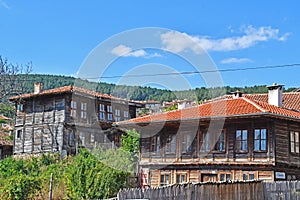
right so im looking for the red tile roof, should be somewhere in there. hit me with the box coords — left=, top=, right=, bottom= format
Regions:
left=245, top=93, right=300, bottom=111
left=117, top=95, right=300, bottom=124
left=9, top=85, right=130, bottom=102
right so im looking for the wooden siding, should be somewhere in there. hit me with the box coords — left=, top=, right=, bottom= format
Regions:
left=14, top=96, right=66, bottom=154
left=13, top=92, right=140, bottom=155
left=140, top=118, right=275, bottom=166
left=274, top=120, right=300, bottom=168
left=137, top=117, right=300, bottom=186
left=145, top=168, right=274, bottom=187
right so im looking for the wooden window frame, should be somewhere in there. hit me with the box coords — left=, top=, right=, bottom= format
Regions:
left=166, top=134, right=176, bottom=154
left=176, top=173, right=187, bottom=184
left=70, top=100, right=77, bottom=118
left=80, top=102, right=87, bottom=119
left=253, top=128, right=267, bottom=152
left=69, top=130, right=75, bottom=147
left=124, top=111, right=129, bottom=119
left=213, top=129, right=226, bottom=153
left=160, top=173, right=170, bottom=186
left=219, top=173, right=231, bottom=182
left=181, top=133, right=193, bottom=154
left=16, top=129, right=22, bottom=139
left=150, top=135, right=160, bottom=154
left=235, top=129, right=249, bottom=153
left=290, top=131, right=300, bottom=154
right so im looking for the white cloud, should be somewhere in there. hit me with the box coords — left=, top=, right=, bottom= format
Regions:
left=0, top=0, right=10, bottom=9
left=111, top=45, right=146, bottom=57
left=161, top=26, right=289, bottom=53
left=221, top=57, right=252, bottom=64
left=111, top=44, right=161, bottom=58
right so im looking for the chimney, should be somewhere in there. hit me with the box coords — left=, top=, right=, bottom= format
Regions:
left=267, top=83, right=284, bottom=107
left=34, top=82, right=43, bottom=94
left=231, top=90, right=243, bottom=99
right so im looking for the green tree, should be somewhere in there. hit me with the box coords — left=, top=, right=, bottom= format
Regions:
left=65, top=149, right=129, bottom=199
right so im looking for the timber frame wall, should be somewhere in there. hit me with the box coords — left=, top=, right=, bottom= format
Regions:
left=13, top=92, right=140, bottom=155
left=136, top=116, right=300, bottom=187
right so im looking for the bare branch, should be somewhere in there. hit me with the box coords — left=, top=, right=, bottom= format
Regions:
left=0, top=55, right=32, bottom=103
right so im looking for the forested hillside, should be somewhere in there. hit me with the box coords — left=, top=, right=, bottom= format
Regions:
left=17, top=74, right=297, bottom=102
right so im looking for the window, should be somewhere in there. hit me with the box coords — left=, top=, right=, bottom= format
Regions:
left=220, top=173, right=231, bottom=181
left=214, top=130, right=226, bottom=152
left=79, top=132, right=85, bottom=146
left=16, top=130, right=22, bottom=139
left=290, top=131, right=299, bottom=154
left=80, top=102, right=87, bottom=119
left=99, top=104, right=105, bottom=111
left=107, top=105, right=112, bottom=113
left=166, top=134, right=176, bottom=154
left=71, top=101, right=77, bottom=109
left=17, top=104, right=23, bottom=112
left=70, top=101, right=77, bottom=117
left=69, top=131, right=75, bottom=146
left=124, top=111, right=129, bottom=120
left=254, top=128, right=267, bottom=151
left=182, top=133, right=193, bottom=153
left=243, top=173, right=255, bottom=181
left=160, top=174, right=170, bottom=186
left=114, top=109, right=121, bottom=122
left=202, top=132, right=211, bottom=152
left=235, top=129, right=248, bottom=152
left=176, top=174, right=186, bottom=183
left=150, top=135, right=160, bottom=153
left=107, top=113, right=113, bottom=121
left=107, top=105, right=113, bottom=121
left=243, top=174, right=249, bottom=181
left=99, top=112, right=105, bottom=120
left=91, top=133, right=95, bottom=143
left=115, top=109, right=120, bottom=116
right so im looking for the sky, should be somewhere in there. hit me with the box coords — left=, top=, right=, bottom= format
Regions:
left=0, top=1, right=300, bottom=90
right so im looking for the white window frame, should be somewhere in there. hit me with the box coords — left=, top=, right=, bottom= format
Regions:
left=99, top=112, right=105, bottom=120
left=107, top=113, right=113, bottom=121
left=115, top=109, right=120, bottom=116
left=99, top=104, right=105, bottom=111
left=81, top=102, right=87, bottom=119
left=70, top=101, right=77, bottom=117
left=107, top=105, right=112, bottom=113
left=124, top=111, right=129, bottom=120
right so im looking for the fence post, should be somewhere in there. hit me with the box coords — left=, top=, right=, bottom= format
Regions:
left=49, top=173, right=53, bottom=200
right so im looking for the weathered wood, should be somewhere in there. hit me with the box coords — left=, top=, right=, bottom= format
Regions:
left=118, top=181, right=265, bottom=200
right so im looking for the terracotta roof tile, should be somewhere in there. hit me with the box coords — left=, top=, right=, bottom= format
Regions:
left=118, top=95, right=300, bottom=124
left=119, top=98, right=264, bottom=124
left=9, top=85, right=131, bottom=103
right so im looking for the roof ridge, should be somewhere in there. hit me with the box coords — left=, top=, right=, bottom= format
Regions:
left=241, top=97, right=266, bottom=112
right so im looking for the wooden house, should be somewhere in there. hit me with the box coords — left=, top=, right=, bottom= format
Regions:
left=9, top=83, right=143, bottom=156
left=116, top=84, right=300, bottom=187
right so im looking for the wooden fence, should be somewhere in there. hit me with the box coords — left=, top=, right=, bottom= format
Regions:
left=118, top=181, right=300, bottom=200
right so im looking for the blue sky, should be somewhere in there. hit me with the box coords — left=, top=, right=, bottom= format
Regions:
left=0, top=1, right=299, bottom=90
